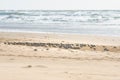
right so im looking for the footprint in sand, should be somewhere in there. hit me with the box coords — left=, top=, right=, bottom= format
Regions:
left=35, top=65, right=47, bottom=68
left=9, top=58, right=15, bottom=60
left=22, top=65, right=32, bottom=68
left=22, top=65, right=47, bottom=68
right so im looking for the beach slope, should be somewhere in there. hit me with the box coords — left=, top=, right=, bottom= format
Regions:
left=0, top=32, right=120, bottom=80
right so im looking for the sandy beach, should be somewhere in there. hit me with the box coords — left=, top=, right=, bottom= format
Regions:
left=0, top=32, right=120, bottom=80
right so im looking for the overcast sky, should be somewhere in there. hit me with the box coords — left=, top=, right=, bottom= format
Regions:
left=0, top=0, right=120, bottom=10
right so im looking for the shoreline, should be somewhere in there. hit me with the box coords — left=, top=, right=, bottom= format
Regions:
left=0, top=30, right=120, bottom=37
left=0, top=32, right=120, bottom=45
left=1, top=10, right=120, bottom=80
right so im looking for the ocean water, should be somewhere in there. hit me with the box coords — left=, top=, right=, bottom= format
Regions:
left=0, top=10, right=120, bottom=36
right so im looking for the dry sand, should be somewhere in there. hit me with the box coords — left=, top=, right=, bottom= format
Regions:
left=0, top=32, right=120, bottom=80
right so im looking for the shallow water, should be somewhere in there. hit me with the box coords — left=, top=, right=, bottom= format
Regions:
left=0, top=10, right=120, bottom=36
